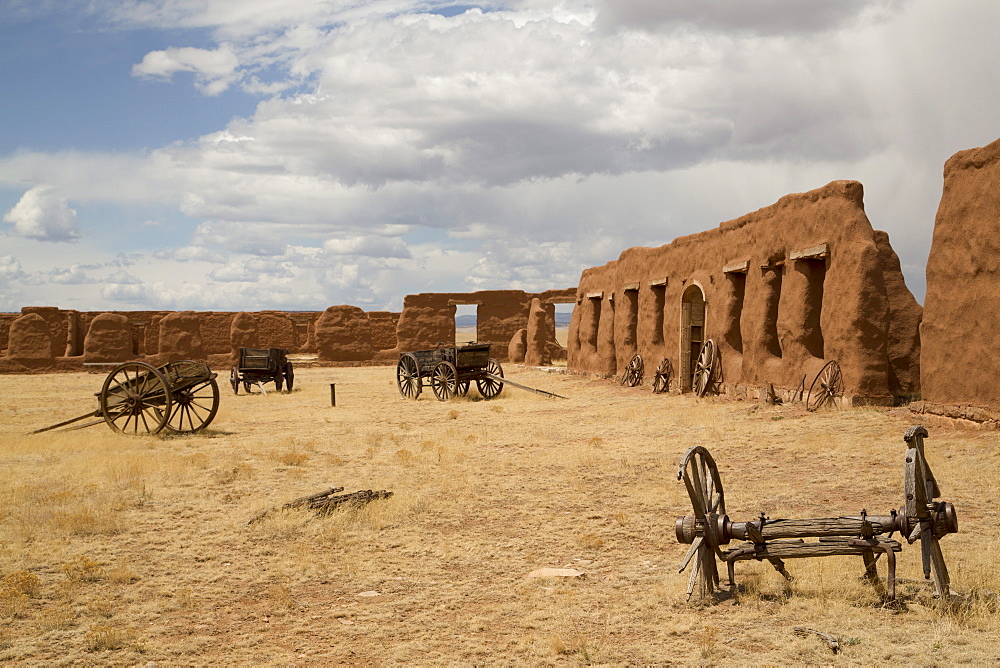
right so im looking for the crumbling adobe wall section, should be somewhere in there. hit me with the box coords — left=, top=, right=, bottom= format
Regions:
left=4, top=313, right=54, bottom=367
left=83, top=313, right=134, bottom=363
left=368, top=311, right=400, bottom=351
left=874, top=231, right=922, bottom=399
left=921, top=137, right=1000, bottom=411
left=383, top=289, right=575, bottom=362
left=315, top=305, right=375, bottom=361
left=569, top=180, right=918, bottom=402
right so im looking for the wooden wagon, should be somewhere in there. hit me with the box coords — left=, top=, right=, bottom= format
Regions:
left=396, top=343, right=504, bottom=401
left=230, top=347, right=294, bottom=394
left=30, top=360, right=220, bottom=435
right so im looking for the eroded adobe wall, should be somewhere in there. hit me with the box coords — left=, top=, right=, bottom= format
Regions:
left=921, top=137, right=1000, bottom=411
left=368, top=311, right=400, bottom=351
left=385, top=289, right=575, bottom=361
left=568, top=180, right=918, bottom=403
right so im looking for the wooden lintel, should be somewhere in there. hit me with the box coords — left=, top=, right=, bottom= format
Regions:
left=648, top=277, right=668, bottom=287
left=585, top=291, right=603, bottom=300
left=447, top=300, right=483, bottom=306
left=790, top=243, right=829, bottom=261
left=622, top=283, right=639, bottom=292
left=723, top=260, right=749, bottom=274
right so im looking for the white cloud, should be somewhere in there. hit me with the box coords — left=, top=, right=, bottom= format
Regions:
left=323, top=235, right=412, bottom=258
left=0, top=255, right=27, bottom=281
left=153, top=245, right=227, bottom=262
left=3, top=185, right=80, bottom=241
left=49, top=264, right=99, bottom=284
left=132, top=44, right=241, bottom=95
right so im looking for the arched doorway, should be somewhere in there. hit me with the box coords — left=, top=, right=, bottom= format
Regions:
left=680, top=284, right=706, bottom=392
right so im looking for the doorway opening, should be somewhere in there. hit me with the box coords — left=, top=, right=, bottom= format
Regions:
left=680, top=284, right=706, bottom=391
left=454, top=304, right=478, bottom=344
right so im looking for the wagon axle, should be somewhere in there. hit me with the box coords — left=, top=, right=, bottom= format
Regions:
left=674, top=426, right=957, bottom=603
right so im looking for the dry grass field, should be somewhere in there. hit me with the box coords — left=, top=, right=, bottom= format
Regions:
left=1, top=365, right=999, bottom=664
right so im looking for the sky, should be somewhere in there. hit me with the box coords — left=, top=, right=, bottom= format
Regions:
left=2, top=0, right=999, bottom=313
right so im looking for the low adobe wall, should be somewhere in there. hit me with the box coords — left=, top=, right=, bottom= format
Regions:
left=568, top=180, right=921, bottom=404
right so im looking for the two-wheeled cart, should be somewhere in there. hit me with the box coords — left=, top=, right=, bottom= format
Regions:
left=29, top=360, right=221, bottom=435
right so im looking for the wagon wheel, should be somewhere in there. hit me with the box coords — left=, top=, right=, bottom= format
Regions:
left=99, top=361, right=173, bottom=435
left=676, top=446, right=727, bottom=600
left=283, top=361, right=294, bottom=392
left=904, top=446, right=953, bottom=600
left=165, top=377, right=220, bottom=434
left=396, top=353, right=422, bottom=399
left=620, top=353, right=643, bottom=387
left=806, top=360, right=843, bottom=412
left=274, top=371, right=284, bottom=393
left=243, top=381, right=252, bottom=394
left=652, top=358, right=672, bottom=394
left=431, top=361, right=458, bottom=401
left=229, top=366, right=240, bottom=395
left=456, top=380, right=470, bottom=397
left=477, top=359, right=504, bottom=399
left=693, top=339, right=716, bottom=397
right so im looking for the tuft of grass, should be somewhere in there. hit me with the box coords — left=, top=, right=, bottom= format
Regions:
left=85, top=623, right=139, bottom=651
left=61, top=555, right=104, bottom=583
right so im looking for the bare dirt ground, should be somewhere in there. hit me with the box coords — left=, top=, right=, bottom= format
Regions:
left=1, top=365, right=998, bottom=664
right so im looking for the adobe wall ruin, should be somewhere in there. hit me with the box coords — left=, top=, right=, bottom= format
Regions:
left=378, top=288, right=575, bottom=362
left=0, top=288, right=574, bottom=372
left=568, top=180, right=922, bottom=405
left=918, top=137, right=1000, bottom=418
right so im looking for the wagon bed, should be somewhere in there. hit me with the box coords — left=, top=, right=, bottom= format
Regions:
left=230, top=347, right=294, bottom=394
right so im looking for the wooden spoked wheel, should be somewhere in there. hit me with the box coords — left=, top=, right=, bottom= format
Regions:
left=652, top=358, right=672, bottom=394
left=99, top=362, right=173, bottom=435
left=166, top=377, right=220, bottom=434
left=431, top=361, right=458, bottom=401
left=274, top=370, right=284, bottom=392
left=456, top=381, right=470, bottom=397
left=477, top=359, right=504, bottom=399
left=676, top=445, right=727, bottom=600
left=903, top=432, right=954, bottom=600
left=396, top=353, right=422, bottom=399
left=283, top=362, right=294, bottom=391
left=806, top=360, right=843, bottom=412
left=620, top=353, right=643, bottom=387
left=693, top=339, right=716, bottom=397
left=229, top=367, right=240, bottom=395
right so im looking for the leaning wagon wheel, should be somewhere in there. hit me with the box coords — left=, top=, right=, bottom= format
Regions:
left=431, top=361, right=459, bottom=401
left=806, top=360, right=843, bottom=412
left=620, top=354, right=643, bottom=387
left=283, top=361, right=294, bottom=392
left=693, top=339, right=716, bottom=397
left=652, top=358, right=672, bottom=394
left=99, top=361, right=173, bottom=435
left=904, top=445, right=953, bottom=600
left=229, top=367, right=240, bottom=395
left=166, top=377, right=220, bottom=434
left=396, top=353, right=422, bottom=400
left=676, top=445, right=727, bottom=600
left=477, top=359, right=504, bottom=399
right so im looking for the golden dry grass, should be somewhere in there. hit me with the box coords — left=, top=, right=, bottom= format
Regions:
left=1, top=365, right=998, bottom=664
